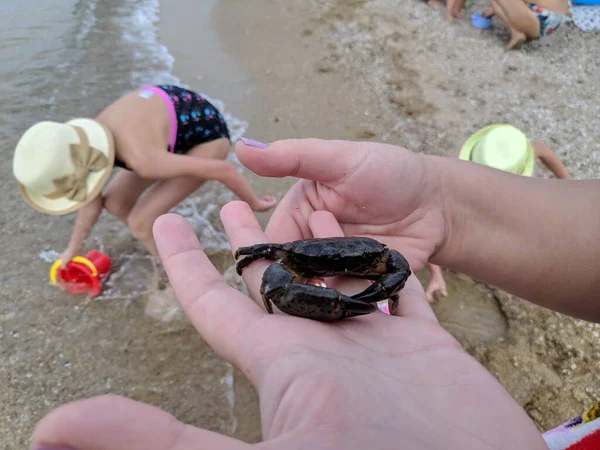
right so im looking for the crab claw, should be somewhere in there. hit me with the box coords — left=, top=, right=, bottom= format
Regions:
left=260, top=263, right=376, bottom=321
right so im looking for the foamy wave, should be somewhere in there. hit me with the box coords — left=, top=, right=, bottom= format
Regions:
left=39, top=250, right=60, bottom=263
left=110, top=0, right=249, bottom=248
left=110, top=0, right=247, bottom=247
left=113, top=0, right=247, bottom=166
left=111, top=0, right=178, bottom=86
left=73, top=0, right=98, bottom=46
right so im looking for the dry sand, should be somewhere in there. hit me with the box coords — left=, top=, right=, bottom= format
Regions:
left=2, top=0, right=600, bottom=448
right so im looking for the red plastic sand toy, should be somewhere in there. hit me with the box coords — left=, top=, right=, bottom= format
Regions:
left=50, top=250, right=112, bottom=297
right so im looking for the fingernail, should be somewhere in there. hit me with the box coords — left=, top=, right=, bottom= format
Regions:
left=238, top=137, right=270, bottom=149
left=377, top=300, right=391, bottom=315
left=34, top=446, right=79, bottom=450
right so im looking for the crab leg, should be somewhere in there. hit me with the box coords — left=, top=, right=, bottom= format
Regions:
left=351, top=272, right=409, bottom=304
left=260, top=262, right=377, bottom=321
left=235, top=243, right=286, bottom=275
left=350, top=251, right=411, bottom=305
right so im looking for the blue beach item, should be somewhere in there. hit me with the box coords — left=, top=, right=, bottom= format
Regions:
left=471, top=12, right=493, bottom=28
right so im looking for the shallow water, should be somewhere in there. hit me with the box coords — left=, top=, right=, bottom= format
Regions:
left=0, top=0, right=247, bottom=307
left=0, top=2, right=246, bottom=445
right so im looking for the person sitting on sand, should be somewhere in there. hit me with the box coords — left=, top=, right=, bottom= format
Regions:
left=482, top=0, right=570, bottom=49
left=425, top=123, right=571, bottom=302
left=12, top=84, right=277, bottom=266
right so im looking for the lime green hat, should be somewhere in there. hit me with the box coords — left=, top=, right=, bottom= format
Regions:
left=458, top=124, right=535, bottom=176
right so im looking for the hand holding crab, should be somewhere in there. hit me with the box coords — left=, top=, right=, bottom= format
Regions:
left=234, top=236, right=411, bottom=321
left=30, top=134, right=556, bottom=450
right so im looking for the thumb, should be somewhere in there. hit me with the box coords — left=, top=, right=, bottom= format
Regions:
left=235, top=137, right=368, bottom=183
left=32, top=395, right=249, bottom=450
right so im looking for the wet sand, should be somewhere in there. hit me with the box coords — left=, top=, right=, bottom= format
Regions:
left=2, top=0, right=599, bottom=448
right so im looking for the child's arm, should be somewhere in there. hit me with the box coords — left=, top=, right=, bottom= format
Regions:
left=59, top=195, right=104, bottom=267
left=135, top=152, right=277, bottom=211
left=532, top=141, right=571, bottom=179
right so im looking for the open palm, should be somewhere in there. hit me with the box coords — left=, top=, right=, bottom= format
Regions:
left=236, top=138, right=447, bottom=272
left=31, top=206, right=547, bottom=450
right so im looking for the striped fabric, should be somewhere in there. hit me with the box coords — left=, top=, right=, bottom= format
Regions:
left=543, top=402, right=600, bottom=449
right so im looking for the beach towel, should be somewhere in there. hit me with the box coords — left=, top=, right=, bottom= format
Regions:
left=542, top=402, right=600, bottom=449
left=570, top=5, right=600, bottom=31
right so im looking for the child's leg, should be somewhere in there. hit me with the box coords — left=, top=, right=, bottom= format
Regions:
left=490, top=1, right=525, bottom=48
left=490, top=0, right=540, bottom=49
left=446, top=0, right=465, bottom=20
left=124, top=139, right=230, bottom=256
left=103, top=170, right=155, bottom=223
left=446, top=0, right=457, bottom=20
left=532, top=141, right=571, bottom=179
left=453, top=0, right=465, bottom=17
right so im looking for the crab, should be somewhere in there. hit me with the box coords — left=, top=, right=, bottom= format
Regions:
left=234, top=237, right=411, bottom=321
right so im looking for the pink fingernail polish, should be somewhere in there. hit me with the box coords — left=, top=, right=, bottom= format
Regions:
left=377, top=301, right=391, bottom=315
left=239, top=137, right=270, bottom=149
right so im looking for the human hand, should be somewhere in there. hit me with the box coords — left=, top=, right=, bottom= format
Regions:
left=236, top=138, right=448, bottom=274
left=250, top=195, right=278, bottom=212
left=242, top=137, right=600, bottom=323
left=30, top=206, right=548, bottom=450
left=57, top=245, right=81, bottom=269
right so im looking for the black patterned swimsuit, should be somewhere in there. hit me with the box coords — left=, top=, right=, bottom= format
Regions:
left=115, top=84, right=230, bottom=169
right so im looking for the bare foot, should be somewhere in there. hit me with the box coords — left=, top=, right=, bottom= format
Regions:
left=445, top=7, right=463, bottom=21
left=446, top=11, right=463, bottom=21
left=428, top=0, right=445, bottom=8
left=506, top=32, right=526, bottom=50
left=481, top=8, right=495, bottom=18
left=251, top=195, right=278, bottom=212
left=425, top=279, right=448, bottom=303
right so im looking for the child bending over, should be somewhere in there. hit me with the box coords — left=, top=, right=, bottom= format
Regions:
left=13, top=85, right=277, bottom=266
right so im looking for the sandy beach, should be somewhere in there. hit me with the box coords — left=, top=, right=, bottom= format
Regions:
left=1, top=0, right=600, bottom=447
left=169, top=0, right=600, bottom=435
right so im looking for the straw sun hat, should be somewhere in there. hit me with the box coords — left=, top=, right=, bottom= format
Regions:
left=13, top=119, right=115, bottom=215
left=458, top=124, right=535, bottom=176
